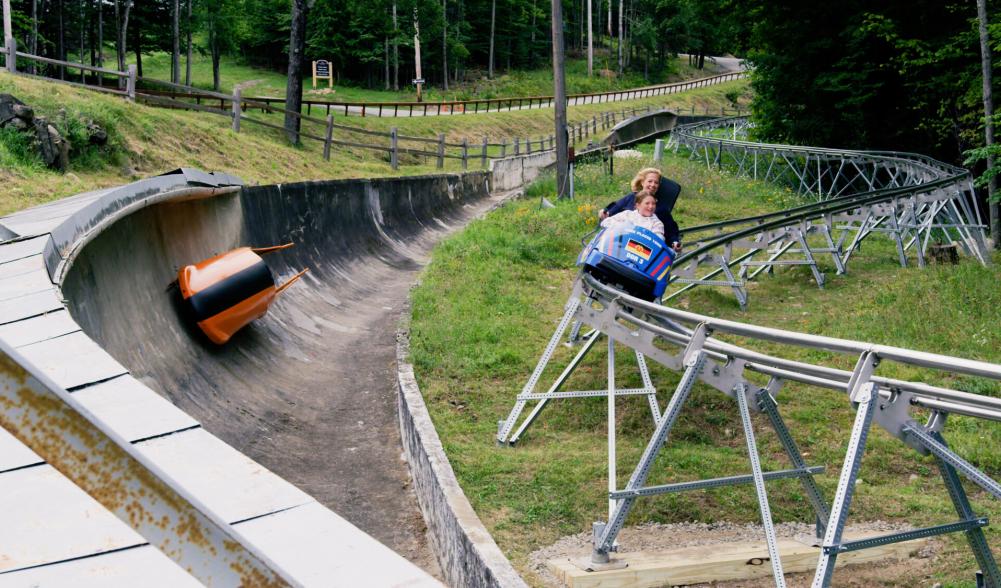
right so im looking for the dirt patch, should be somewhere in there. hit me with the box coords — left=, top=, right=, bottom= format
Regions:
left=529, top=521, right=942, bottom=587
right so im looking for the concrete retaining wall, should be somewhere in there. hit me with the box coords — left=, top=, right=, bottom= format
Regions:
left=490, top=151, right=557, bottom=192
left=397, top=332, right=529, bottom=588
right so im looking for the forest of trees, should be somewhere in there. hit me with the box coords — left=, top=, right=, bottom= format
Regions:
left=3, top=0, right=737, bottom=91
left=3, top=0, right=999, bottom=172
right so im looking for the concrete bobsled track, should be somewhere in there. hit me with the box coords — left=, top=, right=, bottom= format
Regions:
left=0, top=160, right=551, bottom=585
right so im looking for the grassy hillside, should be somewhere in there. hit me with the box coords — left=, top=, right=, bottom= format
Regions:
left=135, top=49, right=734, bottom=102
left=0, top=71, right=749, bottom=215
left=408, top=147, right=1001, bottom=587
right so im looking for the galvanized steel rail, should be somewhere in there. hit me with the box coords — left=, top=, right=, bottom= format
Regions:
left=662, top=117, right=989, bottom=308
left=498, top=118, right=1000, bottom=586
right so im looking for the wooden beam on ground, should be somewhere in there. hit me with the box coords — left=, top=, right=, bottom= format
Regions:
left=547, top=532, right=928, bottom=588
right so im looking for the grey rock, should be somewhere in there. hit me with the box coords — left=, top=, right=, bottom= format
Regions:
left=12, top=103, right=34, bottom=121
left=0, top=93, right=27, bottom=126
left=33, top=117, right=70, bottom=171
left=87, top=121, right=108, bottom=145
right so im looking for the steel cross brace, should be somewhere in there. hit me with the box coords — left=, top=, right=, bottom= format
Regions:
left=811, top=351, right=880, bottom=587
left=497, top=290, right=662, bottom=445
left=591, top=323, right=711, bottom=563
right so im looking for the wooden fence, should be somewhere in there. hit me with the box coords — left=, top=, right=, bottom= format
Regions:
left=135, top=70, right=746, bottom=118
left=1, top=40, right=743, bottom=171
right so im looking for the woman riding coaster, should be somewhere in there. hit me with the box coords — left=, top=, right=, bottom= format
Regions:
left=600, top=167, right=682, bottom=252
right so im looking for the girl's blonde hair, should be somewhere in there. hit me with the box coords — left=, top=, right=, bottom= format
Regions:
left=630, top=167, right=662, bottom=192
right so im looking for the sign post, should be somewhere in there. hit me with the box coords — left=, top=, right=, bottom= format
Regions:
left=312, top=60, right=333, bottom=89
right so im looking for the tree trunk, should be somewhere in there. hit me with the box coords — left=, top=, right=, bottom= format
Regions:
left=617, top=0, right=622, bottom=75
left=392, top=1, right=399, bottom=90
left=117, top=0, right=131, bottom=79
left=977, top=0, right=1000, bottom=248
left=586, top=0, right=592, bottom=76
left=133, top=22, right=141, bottom=77
left=530, top=0, right=536, bottom=65
left=284, top=0, right=308, bottom=144
left=185, top=0, right=192, bottom=85
left=79, top=0, right=85, bottom=82
left=96, top=0, right=102, bottom=69
left=441, top=0, right=447, bottom=91
left=384, top=37, right=390, bottom=89
left=58, top=0, right=64, bottom=79
left=488, top=0, right=495, bottom=78
left=171, top=0, right=179, bottom=83
left=208, top=15, right=220, bottom=90
left=30, top=0, right=37, bottom=74
left=606, top=0, right=611, bottom=39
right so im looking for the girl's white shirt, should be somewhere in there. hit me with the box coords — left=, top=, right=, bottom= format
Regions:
left=600, top=209, right=665, bottom=240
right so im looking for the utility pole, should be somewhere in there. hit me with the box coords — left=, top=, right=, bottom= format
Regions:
left=413, top=7, right=424, bottom=102
left=552, top=0, right=569, bottom=199
left=977, top=0, right=999, bottom=248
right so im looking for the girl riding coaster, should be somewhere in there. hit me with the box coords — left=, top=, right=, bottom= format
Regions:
left=578, top=191, right=677, bottom=302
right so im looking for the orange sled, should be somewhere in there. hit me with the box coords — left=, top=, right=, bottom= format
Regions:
left=178, top=244, right=308, bottom=344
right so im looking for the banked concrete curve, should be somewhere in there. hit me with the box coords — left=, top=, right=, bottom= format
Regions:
left=0, top=156, right=552, bottom=586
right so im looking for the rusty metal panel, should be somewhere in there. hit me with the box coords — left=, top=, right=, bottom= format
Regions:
left=0, top=544, right=201, bottom=588
left=135, top=427, right=314, bottom=523
left=0, top=309, right=80, bottom=348
left=0, top=424, right=40, bottom=472
left=0, top=290, right=62, bottom=325
left=0, top=375, right=199, bottom=473
left=16, top=331, right=127, bottom=390
left=72, top=375, right=199, bottom=442
left=0, top=235, right=47, bottom=264
left=235, top=501, right=443, bottom=587
left=0, top=465, right=146, bottom=572
left=0, top=342, right=298, bottom=586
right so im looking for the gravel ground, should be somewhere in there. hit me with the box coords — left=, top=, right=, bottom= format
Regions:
left=529, top=520, right=943, bottom=587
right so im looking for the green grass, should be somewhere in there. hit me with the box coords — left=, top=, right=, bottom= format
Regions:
left=0, top=68, right=749, bottom=214
left=408, top=147, right=1001, bottom=586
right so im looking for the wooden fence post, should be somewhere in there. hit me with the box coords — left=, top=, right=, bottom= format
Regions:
left=461, top=138, right=468, bottom=170
left=127, top=64, right=137, bottom=102
left=323, top=115, right=333, bottom=161
left=480, top=136, right=488, bottom=167
left=390, top=127, right=399, bottom=170
left=592, top=116, right=597, bottom=135
left=231, top=88, right=241, bottom=132
left=436, top=133, right=445, bottom=169
left=5, top=36, right=16, bottom=74
left=514, top=137, right=520, bottom=155
left=526, top=138, right=532, bottom=154
left=500, top=141, right=507, bottom=157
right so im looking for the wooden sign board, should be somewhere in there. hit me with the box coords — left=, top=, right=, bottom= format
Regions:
left=312, top=60, right=333, bottom=89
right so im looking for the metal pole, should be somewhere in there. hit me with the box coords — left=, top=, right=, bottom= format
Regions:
left=607, top=336, right=616, bottom=520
